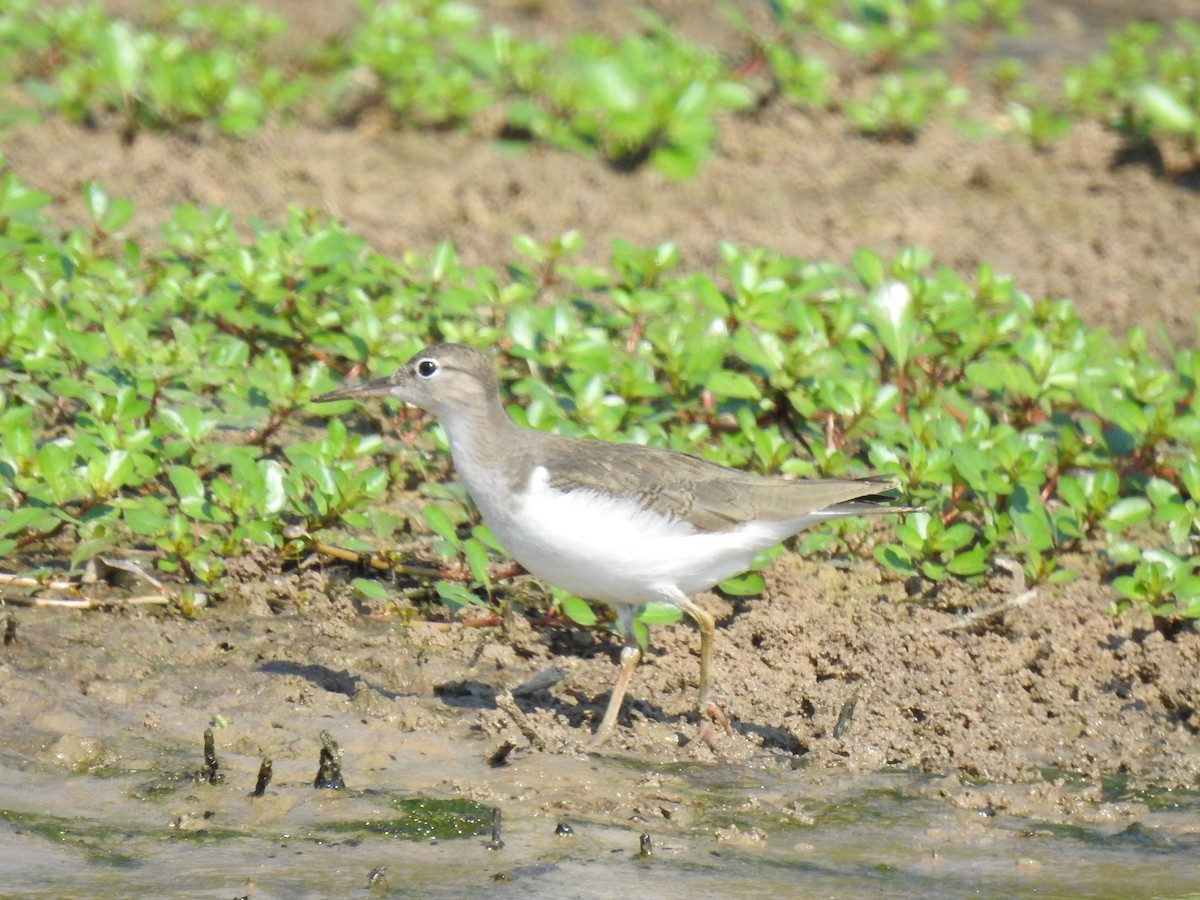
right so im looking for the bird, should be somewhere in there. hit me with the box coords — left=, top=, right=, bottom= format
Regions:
left=316, top=343, right=916, bottom=745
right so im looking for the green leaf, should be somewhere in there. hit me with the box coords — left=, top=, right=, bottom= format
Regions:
left=429, top=242, right=456, bottom=284
left=951, top=444, right=989, bottom=494
left=635, top=602, right=683, bottom=625
left=352, top=578, right=391, bottom=601
left=0, top=506, right=61, bottom=538
left=464, top=538, right=491, bottom=586
left=124, top=506, right=168, bottom=537
left=946, top=546, right=989, bottom=577
left=631, top=619, right=652, bottom=651
left=708, top=370, right=760, bottom=401
left=1047, top=568, right=1076, bottom=585
left=875, top=544, right=916, bottom=576
left=867, top=280, right=917, bottom=367
left=422, top=505, right=460, bottom=548
left=302, top=229, right=359, bottom=268
left=169, top=466, right=205, bottom=503
left=101, top=21, right=142, bottom=98
left=511, top=234, right=544, bottom=262
left=650, top=143, right=701, bottom=180
left=1134, top=82, right=1196, bottom=134
left=84, top=182, right=110, bottom=223
left=471, top=524, right=504, bottom=553
left=35, top=443, right=75, bottom=500
left=1056, top=475, right=1088, bottom=513
left=718, top=572, right=764, bottom=596
left=260, top=460, right=286, bottom=514
left=436, top=581, right=484, bottom=612
left=1113, top=574, right=1146, bottom=602
left=920, top=560, right=948, bottom=581
left=169, top=465, right=220, bottom=521
left=587, top=59, right=637, bottom=112
left=851, top=248, right=886, bottom=287
left=1101, top=497, right=1152, bottom=529
left=559, top=593, right=597, bottom=626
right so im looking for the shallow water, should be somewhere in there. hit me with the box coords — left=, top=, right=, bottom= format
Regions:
left=1, top=598, right=1198, bottom=899
left=4, top=746, right=1198, bottom=900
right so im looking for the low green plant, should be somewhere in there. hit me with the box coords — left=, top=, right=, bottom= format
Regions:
left=825, top=0, right=952, bottom=72
left=12, top=2, right=297, bottom=137
left=0, top=175, right=397, bottom=584
left=505, top=18, right=753, bottom=177
left=421, top=503, right=499, bottom=609
left=9, top=0, right=1200, bottom=185
left=759, top=0, right=956, bottom=72
left=763, top=44, right=834, bottom=109
left=2, top=155, right=1199, bottom=626
left=743, top=0, right=1040, bottom=142
left=337, top=0, right=494, bottom=128
left=953, top=0, right=1026, bottom=65
left=846, top=68, right=968, bottom=139
left=1006, top=100, right=1072, bottom=152
left=1111, top=549, right=1200, bottom=619
left=1104, top=468, right=1200, bottom=619
left=1065, top=20, right=1200, bottom=170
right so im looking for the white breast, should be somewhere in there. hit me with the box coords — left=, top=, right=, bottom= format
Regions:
left=473, top=466, right=806, bottom=608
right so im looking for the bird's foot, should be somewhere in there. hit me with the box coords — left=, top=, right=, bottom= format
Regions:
left=704, top=700, right=733, bottom=737
left=588, top=723, right=615, bottom=749
left=695, top=700, right=733, bottom=748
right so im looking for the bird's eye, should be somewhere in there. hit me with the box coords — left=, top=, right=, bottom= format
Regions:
left=417, top=359, right=438, bottom=378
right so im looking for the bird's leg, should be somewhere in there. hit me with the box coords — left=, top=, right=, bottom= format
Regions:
left=675, top=592, right=730, bottom=735
left=588, top=633, right=643, bottom=748
left=674, top=593, right=715, bottom=709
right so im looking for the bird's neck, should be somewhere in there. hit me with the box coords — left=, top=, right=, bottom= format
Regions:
left=440, top=395, right=532, bottom=497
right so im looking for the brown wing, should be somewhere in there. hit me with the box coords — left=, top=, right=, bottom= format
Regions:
left=538, top=437, right=908, bottom=533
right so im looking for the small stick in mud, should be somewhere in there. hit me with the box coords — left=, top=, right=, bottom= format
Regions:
left=638, top=832, right=653, bottom=860
left=495, top=690, right=549, bottom=752
left=486, top=807, right=504, bottom=850
left=487, top=739, right=515, bottom=768
left=834, top=695, right=859, bottom=739
left=252, top=758, right=273, bottom=797
left=198, top=728, right=223, bottom=785
left=4, top=614, right=16, bottom=646
left=366, top=866, right=388, bottom=890
left=927, top=558, right=1037, bottom=634
left=306, top=537, right=448, bottom=581
left=313, top=730, right=346, bottom=789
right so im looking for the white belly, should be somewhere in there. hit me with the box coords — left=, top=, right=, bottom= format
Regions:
left=471, top=466, right=803, bottom=607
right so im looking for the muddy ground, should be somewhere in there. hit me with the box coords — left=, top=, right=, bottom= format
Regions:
left=1, top=1, right=1199, bottom=890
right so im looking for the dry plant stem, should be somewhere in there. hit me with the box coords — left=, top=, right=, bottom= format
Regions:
left=309, top=539, right=449, bottom=579
left=2, top=559, right=173, bottom=609
left=495, top=689, right=549, bottom=752
left=924, top=558, right=1037, bottom=634
left=1, top=594, right=170, bottom=609
left=929, top=588, right=1038, bottom=633
left=0, top=572, right=76, bottom=591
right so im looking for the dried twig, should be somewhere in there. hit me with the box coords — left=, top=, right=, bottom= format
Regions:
left=0, top=572, right=76, bottom=592
left=495, top=690, right=549, bottom=752
left=0, top=593, right=171, bottom=609
left=924, top=558, right=1037, bottom=634
left=307, top=539, right=448, bottom=580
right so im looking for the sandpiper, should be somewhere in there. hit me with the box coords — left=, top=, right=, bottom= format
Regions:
left=317, top=343, right=915, bottom=744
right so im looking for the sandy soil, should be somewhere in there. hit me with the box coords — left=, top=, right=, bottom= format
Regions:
left=2, top=0, right=1199, bottom=867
